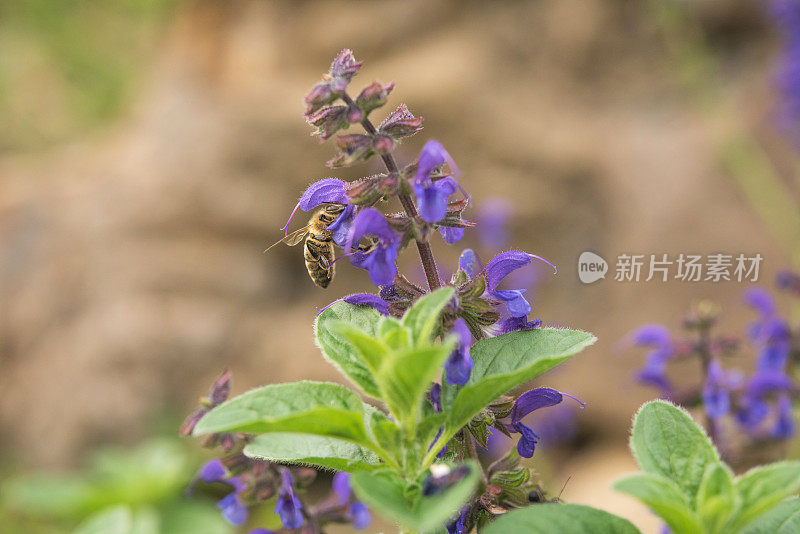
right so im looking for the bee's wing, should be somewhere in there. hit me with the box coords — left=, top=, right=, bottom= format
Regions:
left=264, top=226, right=310, bottom=252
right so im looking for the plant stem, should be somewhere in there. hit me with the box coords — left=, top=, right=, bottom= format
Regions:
left=697, top=327, right=720, bottom=447
left=341, top=92, right=441, bottom=290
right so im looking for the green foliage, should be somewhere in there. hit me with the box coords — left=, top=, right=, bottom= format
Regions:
left=482, top=503, right=642, bottom=534
left=192, top=287, right=592, bottom=531
left=1, top=439, right=230, bottom=534
left=440, top=328, right=596, bottom=450
left=243, top=433, right=381, bottom=472
left=349, top=462, right=480, bottom=533
left=614, top=400, right=800, bottom=534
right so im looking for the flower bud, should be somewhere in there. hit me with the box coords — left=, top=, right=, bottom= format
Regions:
left=346, top=106, right=364, bottom=124
left=378, top=104, right=424, bottom=138
left=372, top=134, right=395, bottom=154
left=306, top=106, right=350, bottom=140
left=330, top=49, right=363, bottom=85
left=356, top=81, right=395, bottom=113
left=327, top=134, right=373, bottom=168
left=304, top=82, right=336, bottom=115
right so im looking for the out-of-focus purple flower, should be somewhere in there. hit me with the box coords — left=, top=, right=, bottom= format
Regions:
left=477, top=198, right=511, bottom=250
left=429, top=383, right=447, bottom=458
left=194, top=460, right=249, bottom=526
left=703, top=360, right=731, bottom=420
left=768, top=0, right=800, bottom=138
left=773, top=394, right=797, bottom=439
left=332, top=472, right=351, bottom=506
left=484, top=251, right=556, bottom=318
left=445, top=319, right=474, bottom=385
left=446, top=507, right=469, bottom=534
left=348, top=502, right=371, bottom=529
left=180, top=370, right=231, bottom=437
left=777, top=269, right=800, bottom=295
left=503, top=387, right=585, bottom=458
left=744, top=286, right=791, bottom=371
left=413, top=140, right=461, bottom=223
left=248, top=529, right=275, bottom=534
left=275, top=470, right=304, bottom=529
left=630, top=325, right=675, bottom=396
left=439, top=225, right=465, bottom=244
left=736, top=369, right=794, bottom=434
left=346, top=208, right=401, bottom=287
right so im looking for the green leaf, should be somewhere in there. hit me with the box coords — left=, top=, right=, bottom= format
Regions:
left=73, top=506, right=161, bottom=534
left=377, top=342, right=453, bottom=432
left=630, top=401, right=719, bottom=501
left=401, top=287, right=455, bottom=345
left=350, top=461, right=480, bottom=533
left=740, top=498, right=800, bottom=534
left=444, top=328, right=595, bottom=437
left=160, top=501, right=232, bottom=534
left=315, top=301, right=383, bottom=396
left=329, top=321, right=389, bottom=375
left=243, top=433, right=381, bottom=473
left=482, top=503, right=642, bottom=534
left=696, top=463, right=736, bottom=534
left=613, top=473, right=701, bottom=534
left=193, top=381, right=375, bottom=449
left=730, top=461, right=800, bottom=531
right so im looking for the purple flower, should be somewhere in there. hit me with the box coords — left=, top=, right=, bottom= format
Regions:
left=744, top=287, right=791, bottom=371
left=439, top=225, right=465, bottom=244
left=445, top=319, right=474, bottom=385
left=736, top=369, right=794, bottom=433
left=484, top=251, right=556, bottom=318
left=343, top=293, right=390, bottom=315
left=194, top=460, right=249, bottom=526
left=630, top=325, right=675, bottom=396
left=346, top=208, right=401, bottom=287
left=348, top=502, right=371, bottom=529
left=429, top=383, right=447, bottom=458
left=768, top=0, right=800, bottom=139
left=281, top=178, right=355, bottom=247
left=497, top=315, right=542, bottom=335
left=504, top=387, right=585, bottom=458
left=773, top=394, right=797, bottom=439
left=777, top=269, right=800, bottom=295
left=446, top=507, right=469, bottom=534
left=702, top=360, right=731, bottom=420
left=332, top=472, right=352, bottom=505
left=414, top=140, right=461, bottom=223
left=275, top=470, right=304, bottom=529
left=477, top=198, right=511, bottom=250
left=458, top=249, right=480, bottom=279
left=248, top=530, right=275, bottom=534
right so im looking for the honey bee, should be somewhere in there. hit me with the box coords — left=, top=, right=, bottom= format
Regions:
left=265, top=203, right=346, bottom=288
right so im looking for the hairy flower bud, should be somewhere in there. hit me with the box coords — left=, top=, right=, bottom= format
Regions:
left=372, top=134, right=395, bottom=154
left=307, top=106, right=350, bottom=140
left=329, top=49, right=363, bottom=90
left=327, top=134, right=373, bottom=168
left=304, top=82, right=337, bottom=115
left=356, top=81, right=395, bottom=113
left=379, top=104, right=424, bottom=138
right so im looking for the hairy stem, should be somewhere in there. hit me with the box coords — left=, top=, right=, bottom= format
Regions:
left=341, top=92, right=441, bottom=290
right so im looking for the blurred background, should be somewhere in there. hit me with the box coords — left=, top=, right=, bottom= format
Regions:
left=2, top=0, right=800, bottom=532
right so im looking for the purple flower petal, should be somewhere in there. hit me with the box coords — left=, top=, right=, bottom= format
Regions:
left=327, top=204, right=356, bottom=247
left=342, top=293, right=390, bottom=315
left=414, top=178, right=457, bottom=223
left=332, top=472, right=351, bottom=505
left=773, top=394, right=796, bottom=439
left=743, top=286, right=776, bottom=317
left=498, top=315, right=542, bottom=335
left=702, top=360, right=730, bottom=420
left=217, top=493, right=248, bottom=526
left=439, top=225, right=465, bottom=244
left=510, top=388, right=564, bottom=422
left=488, top=288, right=531, bottom=317
left=349, top=502, right=371, bottom=529
left=485, top=251, right=532, bottom=290
left=198, top=459, right=227, bottom=483
left=346, top=208, right=396, bottom=251
left=415, top=140, right=460, bottom=184
left=275, top=470, right=304, bottom=529
left=631, top=324, right=672, bottom=349
left=459, top=249, right=478, bottom=278
left=512, top=421, right=539, bottom=458
left=444, top=319, right=473, bottom=385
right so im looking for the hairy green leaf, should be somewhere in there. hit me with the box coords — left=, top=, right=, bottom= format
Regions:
left=401, top=287, right=455, bottom=345
left=740, top=498, right=800, bottom=534
left=483, top=503, right=642, bottom=534
left=444, top=328, right=595, bottom=437
left=696, top=463, right=736, bottom=534
left=730, top=461, right=800, bottom=531
left=630, top=401, right=719, bottom=502
left=614, top=473, right=701, bottom=534
left=243, top=433, right=381, bottom=473
left=193, top=381, right=375, bottom=448
left=350, top=461, right=479, bottom=533
left=315, top=302, right=383, bottom=397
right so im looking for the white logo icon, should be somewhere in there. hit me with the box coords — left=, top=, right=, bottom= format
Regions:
left=578, top=252, right=608, bottom=284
